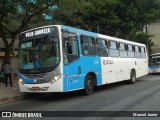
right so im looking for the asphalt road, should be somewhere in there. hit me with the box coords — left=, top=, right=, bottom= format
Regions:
left=1, top=75, right=160, bottom=120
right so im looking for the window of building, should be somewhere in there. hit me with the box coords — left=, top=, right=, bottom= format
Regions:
left=0, top=48, right=5, bottom=53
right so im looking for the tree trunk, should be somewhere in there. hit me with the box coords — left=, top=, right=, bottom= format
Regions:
left=0, top=33, right=16, bottom=72
left=1, top=45, right=12, bottom=72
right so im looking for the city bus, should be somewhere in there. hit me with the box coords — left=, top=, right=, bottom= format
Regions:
left=149, top=53, right=160, bottom=74
left=18, top=25, right=148, bottom=95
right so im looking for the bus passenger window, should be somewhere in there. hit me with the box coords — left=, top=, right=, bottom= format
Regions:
left=62, top=32, right=79, bottom=64
left=81, top=35, right=96, bottom=56
left=127, top=44, right=134, bottom=58
left=140, top=47, right=146, bottom=59
left=135, top=46, right=141, bottom=58
left=119, top=42, right=127, bottom=58
left=109, top=41, right=119, bottom=57
left=96, top=38, right=108, bottom=57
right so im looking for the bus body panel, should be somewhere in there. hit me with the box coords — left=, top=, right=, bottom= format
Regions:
left=61, top=25, right=102, bottom=92
left=63, top=56, right=102, bottom=92
left=18, top=61, right=64, bottom=92
left=18, top=25, right=148, bottom=93
left=19, top=78, right=63, bottom=92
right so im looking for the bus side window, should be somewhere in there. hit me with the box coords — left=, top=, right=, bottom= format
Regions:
left=81, top=35, right=96, bottom=56
left=62, top=32, right=79, bottom=65
left=109, top=40, right=119, bottom=57
left=96, top=38, right=108, bottom=57
left=135, top=45, right=141, bottom=58
left=119, top=42, right=127, bottom=58
left=127, top=44, right=134, bottom=58
left=141, top=47, right=146, bottom=59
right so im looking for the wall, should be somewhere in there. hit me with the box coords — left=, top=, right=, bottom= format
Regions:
left=0, top=57, right=18, bottom=74
left=148, top=21, right=160, bottom=53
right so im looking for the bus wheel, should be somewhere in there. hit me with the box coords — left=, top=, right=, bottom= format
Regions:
left=130, top=70, right=136, bottom=84
left=84, top=75, right=94, bottom=95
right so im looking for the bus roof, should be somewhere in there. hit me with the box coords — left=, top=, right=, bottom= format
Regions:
left=150, top=53, right=160, bottom=56
left=20, top=25, right=146, bottom=47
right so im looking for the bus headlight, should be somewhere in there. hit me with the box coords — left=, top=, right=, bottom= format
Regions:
left=52, top=74, right=62, bottom=83
left=53, top=76, right=59, bottom=81
left=19, top=79, right=24, bottom=85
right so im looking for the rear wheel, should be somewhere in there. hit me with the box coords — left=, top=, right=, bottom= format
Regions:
left=130, top=70, right=136, bottom=84
left=83, top=75, right=94, bottom=95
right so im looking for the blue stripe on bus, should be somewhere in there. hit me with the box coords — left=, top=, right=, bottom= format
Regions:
left=148, top=65, right=157, bottom=69
left=63, top=56, right=102, bottom=92
left=18, top=72, right=35, bottom=84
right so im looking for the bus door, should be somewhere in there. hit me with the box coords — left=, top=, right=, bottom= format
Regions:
left=62, top=32, right=82, bottom=91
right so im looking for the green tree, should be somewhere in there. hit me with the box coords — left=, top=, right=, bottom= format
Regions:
left=128, top=33, right=154, bottom=55
left=55, top=0, right=160, bottom=53
left=0, top=0, right=60, bottom=71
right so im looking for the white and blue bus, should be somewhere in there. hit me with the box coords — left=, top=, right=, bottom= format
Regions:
left=149, top=53, right=160, bottom=74
left=18, top=25, right=148, bottom=95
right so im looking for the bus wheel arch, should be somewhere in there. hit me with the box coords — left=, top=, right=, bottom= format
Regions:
left=83, top=72, right=97, bottom=95
left=129, top=69, right=136, bottom=84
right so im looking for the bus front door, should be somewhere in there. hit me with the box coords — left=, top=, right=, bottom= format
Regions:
left=63, top=56, right=82, bottom=91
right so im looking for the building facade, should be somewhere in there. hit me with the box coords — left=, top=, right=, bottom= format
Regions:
left=0, top=38, right=19, bottom=55
left=147, top=21, right=160, bottom=53
left=0, top=38, right=19, bottom=73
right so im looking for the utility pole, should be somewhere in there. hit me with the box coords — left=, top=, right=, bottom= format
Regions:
left=97, top=25, right=99, bottom=33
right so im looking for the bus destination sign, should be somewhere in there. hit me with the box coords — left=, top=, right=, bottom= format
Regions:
left=25, top=28, right=51, bottom=38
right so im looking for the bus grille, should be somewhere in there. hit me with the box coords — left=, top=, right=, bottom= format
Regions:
left=23, top=72, right=50, bottom=84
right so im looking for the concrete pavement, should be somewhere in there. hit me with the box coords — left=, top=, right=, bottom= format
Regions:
left=0, top=78, right=25, bottom=105
left=0, top=74, right=155, bottom=106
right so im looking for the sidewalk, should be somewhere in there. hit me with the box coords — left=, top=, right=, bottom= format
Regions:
left=0, top=78, right=25, bottom=105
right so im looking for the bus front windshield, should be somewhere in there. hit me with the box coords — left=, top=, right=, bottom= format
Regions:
left=19, top=36, right=60, bottom=70
left=149, top=56, right=160, bottom=66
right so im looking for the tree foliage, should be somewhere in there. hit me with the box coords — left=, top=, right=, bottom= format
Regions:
left=54, top=0, right=160, bottom=52
left=0, top=0, right=60, bottom=71
left=0, top=0, right=160, bottom=71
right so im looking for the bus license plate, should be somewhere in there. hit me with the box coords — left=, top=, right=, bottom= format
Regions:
left=32, top=87, right=40, bottom=90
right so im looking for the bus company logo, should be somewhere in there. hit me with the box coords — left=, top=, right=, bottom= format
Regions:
left=2, top=112, right=11, bottom=117
left=103, top=60, right=113, bottom=65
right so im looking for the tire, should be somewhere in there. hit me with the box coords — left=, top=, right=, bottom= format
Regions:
left=83, top=75, right=94, bottom=95
left=130, top=70, right=136, bottom=84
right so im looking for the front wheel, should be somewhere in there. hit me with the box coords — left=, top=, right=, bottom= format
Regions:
left=129, top=70, right=136, bottom=84
left=83, top=75, right=94, bottom=95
